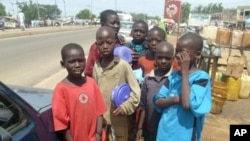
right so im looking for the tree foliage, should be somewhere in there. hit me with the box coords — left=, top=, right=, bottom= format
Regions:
left=76, top=9, right=96, bottom=19
left=0, top=3, right=6, bottom=16
left=16, top=0, right=61, bottom=24
left=130, top=12, right=160, bottom=22
left=192, top=3, right=223, bottom=14
left=181, top=2, right=191, bottom=23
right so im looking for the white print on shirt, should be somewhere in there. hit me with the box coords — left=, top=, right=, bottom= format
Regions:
left=79, top=93, right=88, bottom=104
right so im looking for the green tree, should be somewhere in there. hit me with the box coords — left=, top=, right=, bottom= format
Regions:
left=181, top=2, right=191, bottom=23
left=192, top=5, right=203, bottom=13
left=17, top=0, right=61, bottom=24
left=76, top=9, right=96, bottom=19
left=130, top=12, right=147, bottom=21
left=40, top=4, right=61, bottom=19
left=192, top=3, right=224, bottom=14
left=209, top=3, right=223, bottom=13
left=0, top=3, right=6, bottom=16
left=17, top=1, right=37, bottom=24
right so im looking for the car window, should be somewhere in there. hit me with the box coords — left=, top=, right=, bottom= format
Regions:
left=0, top=93, right=27, bottom=134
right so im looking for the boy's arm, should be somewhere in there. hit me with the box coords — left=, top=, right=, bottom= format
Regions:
left=155, top=96, right=179, bottom=108
left=137, top=78, right=147, bottom=127
left=177, top=51, right=191, bottom=110
left=52, top=85, right=71, bottom=138
left=84, top=43, right=100, bottom=77
left=119, top=63, right=141, bottom=115
left=58, top=128, right=73, bottom=141
left=180, top=72, right=190, bottom=110
left=96, top=116, right=103, bottom=140
left=189, top=72, right=212, bottom=117
left=153, top=83, right=178, bottom=112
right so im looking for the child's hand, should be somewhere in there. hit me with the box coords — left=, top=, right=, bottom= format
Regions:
left=96, top=133, right=101, bottom=141
left=176, top=51, right=190, bottom=73
left=113, top=107, right=125, bottom=116
left=118, top=35, right=126, bottom=45
left=174, top=96, right=180, bottom=104
left=136, top=129, right=143, bottom=141
left=131, top=50, right=139, bottom=62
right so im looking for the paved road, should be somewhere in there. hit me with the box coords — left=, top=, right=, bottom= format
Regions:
left=0, top=26, right=98, bottom=87
left=1, top=26, right=250, bottom=141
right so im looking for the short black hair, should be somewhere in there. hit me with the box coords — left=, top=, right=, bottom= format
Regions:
left=132, top=20, right=148, bottom=31
left=156, top=41, right=174, bottom=54
left=148, top=26, right=166, bottom=39
left=96, top=26, right=116, bottom=40
left=61, top=43, right=84, bottom=61
left=100, top=9, right=118, bottom=25
left=179, top=32, right=203, bottom=52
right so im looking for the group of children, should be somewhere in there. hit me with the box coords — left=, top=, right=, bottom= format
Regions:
left=51, top=9, right=212, bottom=141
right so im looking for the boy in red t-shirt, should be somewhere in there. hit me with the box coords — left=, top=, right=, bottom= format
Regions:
left=52, top=43, right=107, bottom=141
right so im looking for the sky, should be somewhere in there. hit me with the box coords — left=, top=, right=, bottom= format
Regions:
left=1, top=0, right=250, bottom=17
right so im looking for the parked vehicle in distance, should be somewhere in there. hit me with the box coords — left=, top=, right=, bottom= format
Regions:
left=118, top=13, right=133, bottom=22
left=0, top=17, right=5, bottom=31
left=118, top=21, right=133, bottom=43
left=0, top=16, right=17, bottom=30
left=0, top=82, right=60, bottom=141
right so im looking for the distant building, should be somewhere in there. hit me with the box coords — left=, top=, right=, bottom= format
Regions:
left=222, top=8, right=237, bottom=23
left=236, top=6, right=250, bottom=29
left=236, top=6, right=250, bottom=22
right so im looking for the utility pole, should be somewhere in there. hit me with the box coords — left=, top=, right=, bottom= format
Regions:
left=54, top=0, right=59, bottom=19
left=115, top=0, right=117, bottom=11
left=63, top=0, right=66, bottom=18
left=87, top=5, right=91, bottom=19
left=36, top=0, right=40, bottom=20
left=90, top=0, right=93, bottom=19
left=10, top=2, right=15, bottom=17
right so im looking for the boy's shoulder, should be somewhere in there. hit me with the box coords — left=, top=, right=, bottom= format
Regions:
left=117, top=57, right=131, bottom=67
left=85, top=76, right=95, bottom=83
left=56, top=77, right=97, bottom=88
left=190, top=69, right=210, bottom=79
left=125, top=40, right=148, bottom=49
left=138, top=55, right=147, bottom=61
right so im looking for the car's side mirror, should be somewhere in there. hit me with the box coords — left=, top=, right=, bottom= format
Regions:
left=0, top=127, right=12, bottom=141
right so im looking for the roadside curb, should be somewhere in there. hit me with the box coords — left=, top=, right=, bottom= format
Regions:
left=33, top=69, right=67, bottom=90
left=33, top=55, right=88, bottom=90
left=0, top=25, right=99, bottom=39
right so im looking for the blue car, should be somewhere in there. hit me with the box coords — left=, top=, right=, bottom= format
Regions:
left=0, top=82, right=60, bottom=141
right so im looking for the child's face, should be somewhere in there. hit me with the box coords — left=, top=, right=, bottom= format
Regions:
left=103, top=14, right=120, bottom=35
left=131, top=23, right=147, bottom=43
left=147, top=30, right=165, bottom=53
left=96, top=29, right=116, bottom=58
left=175, top=40, right=197, bottom=65
left=155, top=45, right=174, bottom=71
left=63, top=48, right=86, bottom=78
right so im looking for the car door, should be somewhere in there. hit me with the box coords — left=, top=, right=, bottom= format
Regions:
left=0, top=83, right=59, bottom=141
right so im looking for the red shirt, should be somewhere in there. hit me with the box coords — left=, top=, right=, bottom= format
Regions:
left=84, top=43, right=101, bottom=77
left=52, top=77, right=107, bottom=141
left=138, top=56, right=156, bottom=76
left=138, top=56, right=180, bottom=76
left=172, top=59, right=180, bottom=71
